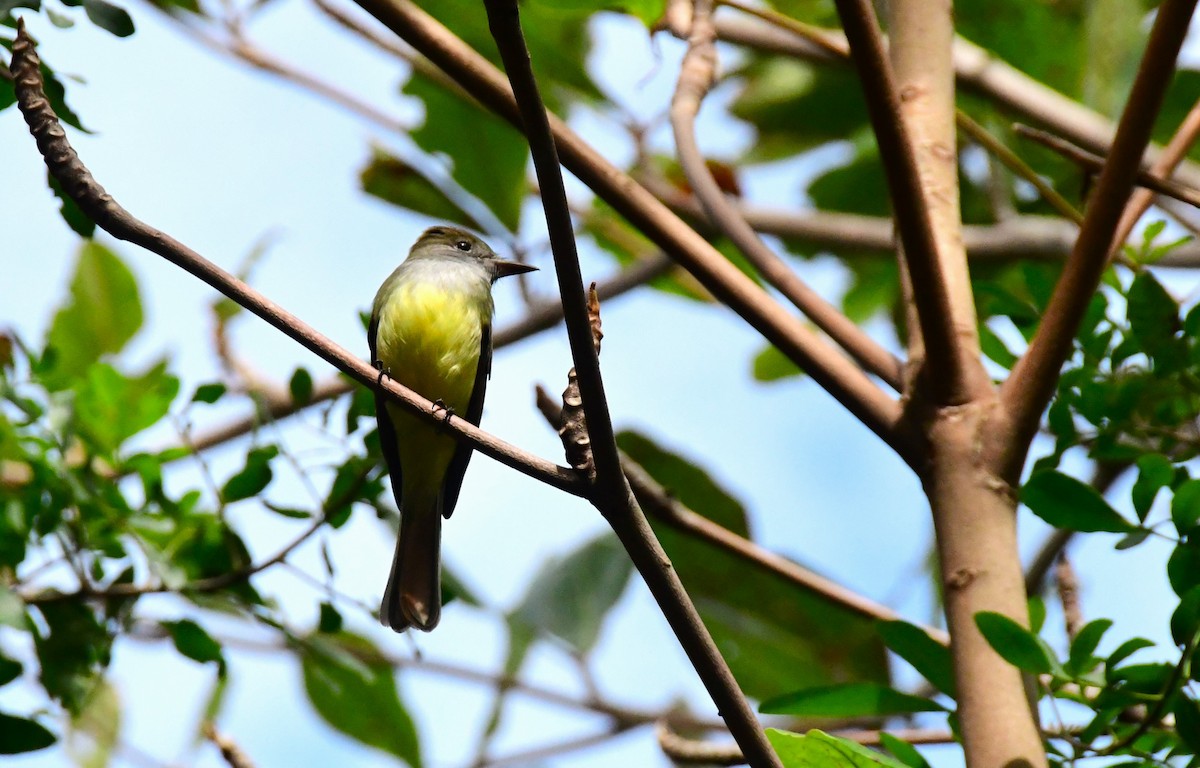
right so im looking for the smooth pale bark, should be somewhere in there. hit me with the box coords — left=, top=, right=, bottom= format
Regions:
left=925, top=403, right=1047, bottom=768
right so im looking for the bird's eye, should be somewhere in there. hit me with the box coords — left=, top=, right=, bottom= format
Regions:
left=455, top=240, right=472, bottom=252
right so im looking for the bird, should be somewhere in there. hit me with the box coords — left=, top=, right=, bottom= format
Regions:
left=369, top=225, right=536, bottom=632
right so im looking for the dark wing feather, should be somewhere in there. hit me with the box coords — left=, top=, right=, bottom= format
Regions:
left=369, top=313, right=405, bottom=511
left=440, top=323, right=490, bottom=518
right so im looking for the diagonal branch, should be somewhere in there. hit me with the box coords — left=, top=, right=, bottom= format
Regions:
left=345, top=0, right=919, bottom=467
left=999, top=0, right=1199, bottom=479
left=831, top=0, right=985, bottom=405
left=484, top=3, right=780, bottom=765
left=669, top=2, right=902, bottom=389
left=9, top=20, right=583, bottom=498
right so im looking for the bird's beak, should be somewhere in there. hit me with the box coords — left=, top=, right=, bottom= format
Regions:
left=492, top=259, right=539, bottom=279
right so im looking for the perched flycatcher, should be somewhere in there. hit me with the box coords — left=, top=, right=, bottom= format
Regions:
left=370, top=226, right=536, bottom=632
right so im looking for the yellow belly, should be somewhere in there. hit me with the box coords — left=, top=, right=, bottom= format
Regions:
left=375, top=282, right=485, bottom=497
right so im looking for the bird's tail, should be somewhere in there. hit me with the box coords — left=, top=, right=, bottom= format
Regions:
left=380, top=497, right=442, bottom=632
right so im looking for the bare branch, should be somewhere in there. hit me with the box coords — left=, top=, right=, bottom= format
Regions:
left=484, top=4, right=780, bottom=763
left=345, top=0, right=918, bottom=467
left=1016, top=124, right=1200, bottom=210
left=669, top=3, right=903, bottom=388
left=1000, top=0, right=1198, bottom=478
left=9, top=20, right=583, bottom=498
left=832, top=0, right=986, bottom=405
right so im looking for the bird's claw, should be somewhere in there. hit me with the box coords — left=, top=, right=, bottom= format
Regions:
left=431, top=399, right=455, bottom=423
left=373, top=360, right=390, bottom=387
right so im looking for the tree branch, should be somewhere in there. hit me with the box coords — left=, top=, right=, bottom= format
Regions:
left=832, top=0, right=986, bottom=405
left=484, top=3, right=780, bottom=764
left=345, top=0, right=918, bottom=467
left=669, top=2, right=903, bottom=389
left=999, top=0, right=1198, bottom=479
left=9, top=20, right=583, bottom=498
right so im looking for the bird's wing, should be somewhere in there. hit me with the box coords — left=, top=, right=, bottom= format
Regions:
left=370, top=311, right=405, bottom=511
left=440, top=323, right=490, bottom=519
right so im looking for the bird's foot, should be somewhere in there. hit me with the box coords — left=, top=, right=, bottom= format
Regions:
left=431, top=399, right=455, bottom=423
left=373, top=360, right=391, bottom=387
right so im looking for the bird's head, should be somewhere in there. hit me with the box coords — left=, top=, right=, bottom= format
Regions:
left=410, top=226, right=537, bottom=281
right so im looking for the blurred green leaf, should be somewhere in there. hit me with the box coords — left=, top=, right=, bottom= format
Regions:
left=403, top=72, right=526, bottom=232
left=33, top=601, right=112, bottom=716
left=1022, top=470, right=1135, bottom=533
left=877, top=620, right=955, bottom=697
left=975, top=611, right=1063, bottom=677
left=81, top=0, right=133, bottom=36
left=767, top=729, right=908, bottom=768
left=752, top=343, right=803, bottom=382
left=163, top=619, right=225, bottom=666
left=191, top=382, right=227, bottom=404
left=1132, top=454, right=1173, bottom=521
left=67, top=679, right=120, bottom=768
left=43, top=242, right=143, bottom=390
left=1168, top=542, right=1200, bottom=597
left=1174, top=696, right=1200, bottom=752
left=47, top=172, right=95, bottom=238
left=511, top=531, right=632, bottom=654
left=0, top=713, right=56, bottom=754
left=221, top=445, right=278, bottom=503
left=1172, top=479, right=1200, bottom=536
left=301, top=633, right=421, bottom=767
left=0, top=655, right=21, bottom=687
left=526, top=0, right=664, bottom=26
left=878, top=733, right=931, bottom=768
left=1066, top=618, right=1112, bottom=677
left=620, top=430, right=889, bottom=700
left=1126, top=271, right=1181, bottom=367
left=760, top=682, right=945, bottom=717
left=73, top=361, right=179, bottom=454
left=360, top=149, right=482, bottom=230
left=289, top=367, right=314, bottom=406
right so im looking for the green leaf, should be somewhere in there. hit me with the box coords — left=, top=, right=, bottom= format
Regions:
left=767, top=729, right=908, bottom=768
left=1021, top=470, right=1135, bottom=533
left=33, top=601, right=112, bottom=715
left=1173, top=696, right=1200, bottom=752
left=0, top=713, right=56, bottom=754
left=620, top=430, right=889, bottom=700
left=1173, top=479, right=1200, bottom=536
left=359, top=149, right=481, bottom=230
left=73, top=362, right=180, bottom=454
left=403, top=72, right=527, bottom=232
left=1066, top=618, right=1112, bottom=676
left=760, top=682, right=945, bottom=717
left=163, top=619, right=225, bottom=666
left=752, top=343, right=803, bottom=382
left=192, top=382, right=227, bottom=404
left=1106, top=637, right=1155, bottom=671
left=82, top=0, right=134, bottom=36
left=0, top=655, right=21, bottom=687
left=511, top=531, right=632, bottom=654
left=878, top=733, right=931, bottom=768
left=221, top=445, right=279, bottom=503
left=526, top=0, right=664, bottom=26
left=68, top=679, right=120, bottom=768
left=1171, top=586, right=1200, bottom=647
left=1126, top=270, right=1181, bottom=365
left=47, top=172, right=95, bottom=237
left=43, top=242, right=143, bottom=390
left=301, top=633, right=421, bottom=766
left=1132, top=454, right=1173, bottom=521
left=317, top=602, right=343, bottom=634
left=1169, top=543, right=1200, bottom=597
left=289, top=367, right=314, bottom=406
left=877, top=620, right=955, bottom=697
left=975, top=611, right=1062, bottom=676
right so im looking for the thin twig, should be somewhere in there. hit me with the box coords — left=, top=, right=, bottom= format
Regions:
left=669, top=2, right=903, bottom=389
left=1110, top=99, right=1200, bottom=255
left=1055, top=553, right=1082, bottom=642
left=9, top=21, right=583, bottom=499
left=1016, top=124, right=1200, bottom=210
left=202, top=723, right=257, bottom=768
left=999, top=0, right=1198, bottom=479
left=480, top=725, right=633, bottom=768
